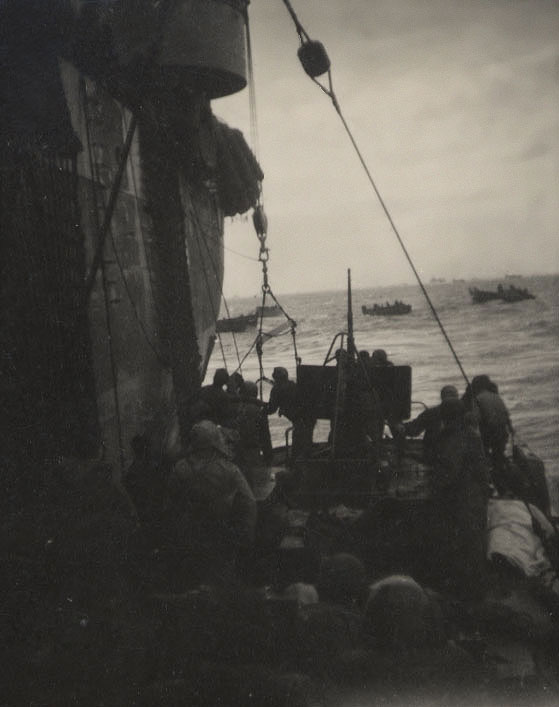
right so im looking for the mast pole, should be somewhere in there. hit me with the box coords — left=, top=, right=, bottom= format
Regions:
left=347, top=268, right=355, bottom=357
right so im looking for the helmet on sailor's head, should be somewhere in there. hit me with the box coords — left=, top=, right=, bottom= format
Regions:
left=272, top=366, right=289, bottom=382
left=228, top=371, right=244, bottom=389
left=242, top=381, right=258, bottom=398
left=283, top=582, right=319, bottom=606
left=213, top=368, right=229, bottom=387
left=317, top=553, right=368, bottom=607
left=440, top=397, right=465, bottom=424
left=371, top=349, right=388, bottom=365
left=364, top=575, right=444, bottom=650
left=189, top=420, right=230, bottom=457
left=471, top=374, right=498, bottom=395
left=440, top=385, right=459, bottom=401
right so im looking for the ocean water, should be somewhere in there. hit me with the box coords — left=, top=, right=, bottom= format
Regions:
left=208, top=274, right=559, bottom=512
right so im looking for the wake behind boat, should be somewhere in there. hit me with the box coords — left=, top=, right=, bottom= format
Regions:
left=362, top=300, right=412, bottom=316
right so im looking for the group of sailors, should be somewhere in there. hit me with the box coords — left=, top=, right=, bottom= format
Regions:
left=119, top=358, right=559, bottom=701
left=368, top=300, right=408, bottom=312
left=400, top=374, right=514, bottom=470
left=124, top=354, right=516, bottom=591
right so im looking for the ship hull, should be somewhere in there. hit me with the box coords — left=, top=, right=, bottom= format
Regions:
left=0, top=1, right=262, bottom=475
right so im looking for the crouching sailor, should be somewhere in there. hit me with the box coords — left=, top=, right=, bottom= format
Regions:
left=463, top=374, right=514, bottom=492
left=398, top=385, right=459, bottom=463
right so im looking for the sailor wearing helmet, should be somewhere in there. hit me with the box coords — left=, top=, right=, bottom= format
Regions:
left=266, top=367, right=314, bottom=461
left=168, top=420, right=256, bottom=584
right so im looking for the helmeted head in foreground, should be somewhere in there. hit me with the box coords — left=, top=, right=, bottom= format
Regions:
left=284, top=582, right=319, bottom=606
left=189, top=420, right=230, bottom=457
left=317, top=553, right=368, bottom=607
left=364, top=575, right=444, bottom=650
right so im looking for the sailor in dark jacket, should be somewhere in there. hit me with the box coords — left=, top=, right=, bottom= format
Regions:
left=371, top=349, right=394, bottom=366
left=401, top=385, right=459, bottom=463
left=199, top=368, right=235, bottom=427
left=464, top=375, right=514, bottom=474
left=235, top=381, right=273, bottom=491
left=266, top=367, right=314, bottom=461
left=432, top=397, right=492, bottom=599
left=168, top=420, right=257, bottom=584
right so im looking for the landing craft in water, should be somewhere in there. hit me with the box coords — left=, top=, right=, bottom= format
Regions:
left=362, top=301, right=412, bottom=316
left=216, top=312, right=258, bottom=333
left=470, top=284, right=536, bottom=304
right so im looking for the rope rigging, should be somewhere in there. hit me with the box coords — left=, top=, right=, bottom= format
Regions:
left=251, top=205, right=299, bottom=395
left=212, top=6, right=301, bottom=396
left=280, top=0, right=471, bottom=390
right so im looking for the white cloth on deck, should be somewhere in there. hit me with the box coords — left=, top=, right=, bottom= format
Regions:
left=487, top=499, right=556, bottom=584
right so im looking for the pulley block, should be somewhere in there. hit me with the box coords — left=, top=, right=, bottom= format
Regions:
left=297, top=40, right=330, bottom=78
left=253, top=204, right=268, bottom=236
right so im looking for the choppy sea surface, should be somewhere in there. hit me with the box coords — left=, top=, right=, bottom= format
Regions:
left=207, top=274, right=559, bottom=513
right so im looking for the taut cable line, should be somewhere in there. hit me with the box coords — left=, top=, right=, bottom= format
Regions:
left=280, top=0, right=470, bottom=389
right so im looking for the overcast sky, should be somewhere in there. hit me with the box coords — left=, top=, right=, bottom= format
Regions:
left=213, top=0, right=559, bottom=297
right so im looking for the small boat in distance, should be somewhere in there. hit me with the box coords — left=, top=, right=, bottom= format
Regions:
left=469, top=284, right=535, bottom=304
left=362, top=300, right=412, bottom=316
left=255, top=304, right=281, bottom=317
left=469, top=287, right=502, bottom=304
left=499, top=284, right=536, bottom=303
left=216, top=313, right=258, bottom=333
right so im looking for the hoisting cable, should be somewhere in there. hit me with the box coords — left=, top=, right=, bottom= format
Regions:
left=243, top=5, right=261, bottom=169
left=280, top=0, right=470, bottom=389
left=253, top=205, right=271, bottom=394
left=243, top=6, right=301, bottom=384
left=253, top=206, right=300, bottom=377
left=244, top=3, right=272, bottom=390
